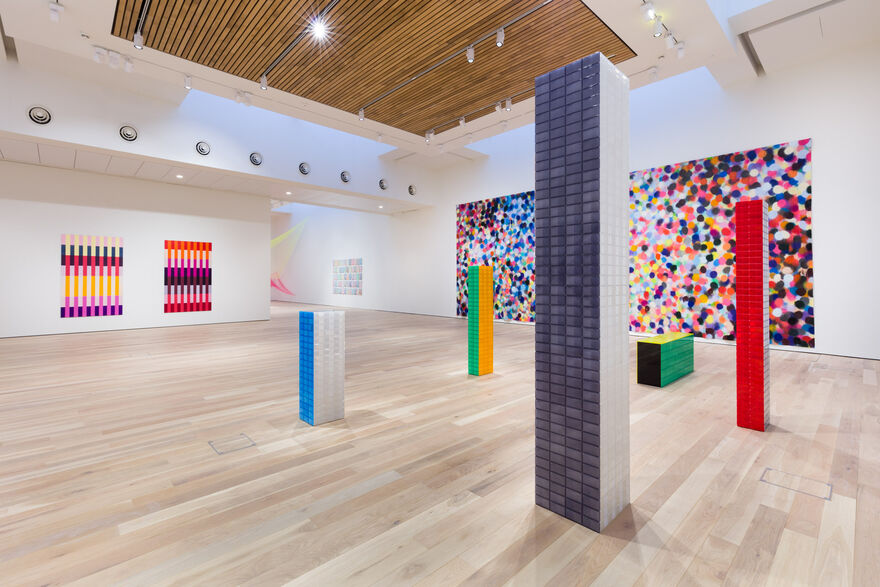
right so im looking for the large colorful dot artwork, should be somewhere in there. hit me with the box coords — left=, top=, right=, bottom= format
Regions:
left=456, top=192, right=535, bottom=322
left=630, top=138, right=814, bottom=347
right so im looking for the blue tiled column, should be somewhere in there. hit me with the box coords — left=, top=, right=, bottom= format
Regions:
left=299, top=310, right=345, bottom=426
left=534, top=53, right=630, bottom=532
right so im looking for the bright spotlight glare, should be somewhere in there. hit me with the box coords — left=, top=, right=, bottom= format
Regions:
left=310, top=18, right=327, bottom=40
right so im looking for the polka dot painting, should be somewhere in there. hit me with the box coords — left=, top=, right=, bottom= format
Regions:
left=456, top=192, right=535, bottom=322
left=630, top=138, right=814, bottom=347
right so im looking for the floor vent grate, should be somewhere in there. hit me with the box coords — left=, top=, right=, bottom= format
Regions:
left=759, top=467, right=832, bottom=500
left=208, top=433, right=256, bottom=455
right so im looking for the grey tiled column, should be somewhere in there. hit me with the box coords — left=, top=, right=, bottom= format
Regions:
left=534, top=52, right=630, bottom=532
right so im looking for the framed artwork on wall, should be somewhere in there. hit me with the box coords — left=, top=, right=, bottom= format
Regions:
left=60, top=234, right=123, bottom=318
left=164, top=240, right=212, bottom=313
left=332, top=258, right=363, bottom=295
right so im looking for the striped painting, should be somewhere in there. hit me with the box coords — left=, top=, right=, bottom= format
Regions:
left=60, top=234, right=123, bottom=318
left=164, top=240, right=212, bottom=313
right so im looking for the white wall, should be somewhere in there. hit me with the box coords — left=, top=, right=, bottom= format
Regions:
left=275, top=41, right=880, bottom=360
left=270, top=127, right=538, bottom=318
left=627, top=43, right=880, bottom=360
left=271, top=201, right=451, bottom=317
left=0, top=161, right=270, bottom=337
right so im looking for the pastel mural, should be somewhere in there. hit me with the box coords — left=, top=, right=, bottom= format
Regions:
left=630, top=138, right=814, bottom=347
left=271, top=220, right=306, bottom=296
left=456, top=191, right=535, bottom=322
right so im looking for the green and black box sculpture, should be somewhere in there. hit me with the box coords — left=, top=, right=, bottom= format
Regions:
left=637, top=333, right=694, bottom=387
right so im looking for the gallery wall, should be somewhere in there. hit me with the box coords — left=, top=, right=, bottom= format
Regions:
left=275, top=40, right=880, bottom=360
left=0, top=161, right=270, bottom=337
left=271, top=201, right=451, bottom=317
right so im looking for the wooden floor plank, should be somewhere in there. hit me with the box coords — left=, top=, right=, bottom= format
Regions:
left=0, top=302, right=872, bottom=585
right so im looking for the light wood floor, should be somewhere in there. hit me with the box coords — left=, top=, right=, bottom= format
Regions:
left=0, top=303, right=877, bottom=586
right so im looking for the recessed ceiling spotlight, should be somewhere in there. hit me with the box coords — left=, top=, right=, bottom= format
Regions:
left=48, top=2, right=64, bottom=23
left=260, top=74, right=268, bottom=91
left=195, top=141, right=211, bottom=156
left=676, top=41, right=686, bottom=59
left=184, top=75, right=192, bottom=90
left=310, top=17, right=327, bottom=40
left=28, top=106, right=52, bottom=125
left=119, top=125, right=138, bottom=141
left=340, top=170, right=351, bottom=183
left=641, top=1, right=655, bottom=22
left=408, top=184, right=417, bottom=196
left=505, top=98, right=512, bottom=112
left=466, top=45, right=474, bottom=63
left=123, top=57, right=134, bottom=73
left=653, top=14, right=664, bottom=38
left=378, top=205, right=384, bottom=209
left=175, top=174, right=184, bottom=179
left=286, top=191, right=292, bottom=195
left=298, top=162, right=311, bottom=175
left=249, top=152, right=263, bottom=166
left=459, top=117, right=466, bottom=127
left=133, top=31, right=144, bottom=50
left=358, top=108, right=365, bottom=121
left=379, top=178, right=388, bottom=190
left=496, top=28, right=505, bottom=47
left=665, top=31, right=676, bottom=49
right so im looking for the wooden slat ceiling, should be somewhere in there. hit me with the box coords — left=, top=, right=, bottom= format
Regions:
left=112, top=0, right=635, bottom=136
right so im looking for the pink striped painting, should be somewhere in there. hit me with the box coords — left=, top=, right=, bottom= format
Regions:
left=60, top=234, right=123, bottom=318
left=164, top=240, right=212, bottom=313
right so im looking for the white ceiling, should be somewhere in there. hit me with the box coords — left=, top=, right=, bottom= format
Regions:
left=0, top=133, right=428, bottom=216
left=0, top=0, right=876, bottom=207
left=747, top=0, right=877, bottom=75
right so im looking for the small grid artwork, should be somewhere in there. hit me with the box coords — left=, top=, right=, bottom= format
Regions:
left=332, top=258, right=363, bottom=295
left=60, top=234, right=123, bottom=318
left=467, top=265, right=494, bottom=376
left=164, top=240, right=212, bottom=313
left=735, top=199, right=770, bottom=431
left=299, top=310, right=345, bottom=426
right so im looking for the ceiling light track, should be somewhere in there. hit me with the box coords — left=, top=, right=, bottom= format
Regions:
left=132, top=0, right=151, bottom=50
left=357, top=0, right=555, bottom=115
left=258, top=0, right=341, bottom=85
left=427, top=87, right=532, bottom=138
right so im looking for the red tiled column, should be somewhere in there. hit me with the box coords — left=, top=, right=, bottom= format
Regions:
left=735, top=199, right=769, bottom=431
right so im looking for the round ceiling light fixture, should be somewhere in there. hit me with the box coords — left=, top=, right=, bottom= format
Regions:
left=119, top=125, right=138, bottom=142
left=408, top=184, right=417, bottom=196
left=378, top=178, right=388, bottom=190
left=195, top=141, right=211, bottom=155
left=28, top=106, right=52, bottom=125
left=249, top=152, right=263, bottom=166
left=298, top=162, right=311, bottom=175
left=340, top=170, right=351, bottom=183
